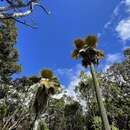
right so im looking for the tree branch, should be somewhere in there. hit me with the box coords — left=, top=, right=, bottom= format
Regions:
left=0, top=1, right=51, bottom=19
left=12, top=17, right=38, bottom=29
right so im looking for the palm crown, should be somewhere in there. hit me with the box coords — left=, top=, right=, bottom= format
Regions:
left=40, top=69, right=60, bottom=95
left=29, top=69, right=60, bottom=95
left=72, top=35, right=104, bottom=67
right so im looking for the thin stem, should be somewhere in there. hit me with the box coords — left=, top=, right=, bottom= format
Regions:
left=90, top=63, right=110, bottom=130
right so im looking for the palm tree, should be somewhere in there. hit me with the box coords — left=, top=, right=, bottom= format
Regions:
left=31, top=69, right=60, bottom=130
left=72, top=35, right=110, bottom=130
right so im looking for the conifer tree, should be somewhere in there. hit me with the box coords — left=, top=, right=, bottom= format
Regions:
left=0, top=19, right=21, bottom=83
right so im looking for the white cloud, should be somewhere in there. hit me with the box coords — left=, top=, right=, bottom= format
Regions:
left=106, top=53, right=123, bottom=64
left=116, top=18, right=130, bottom=41
left=65, top=80, right=80, bottom=100
left=55, top=64, right=82, bottom=97
left=55, top=64, right=87, bottom=100
left=64, top=72, right=87, bottom=111
left=97, top=50, right=125, bottom=72
left=55, top=64, right=85, bottom=87
left=114, top=0, right=130, bottom=41
left=125, top=0, right=130, bottom=6
left=53, top=64, right=88, bottom=111
left=104, top=1, right=123, bottom=29
left=103, top=0, right=130, bottom=42
left=100, top=53, right=124, bottom=72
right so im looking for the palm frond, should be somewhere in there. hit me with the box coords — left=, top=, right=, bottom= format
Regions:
left=72, top=49, right=79, bottom=59
left=40, top=69, right=53, bottom=79
left=97, top=50, right=104, bottom=59
left=74, top=39, right=85, bottom=50
left=84, top=35, right=98, bottom=48
left=72, top=35, right=104, bottom=67
left=40, top=79, right=50, bottom=88
left=48, top=87, right=55, bottom=95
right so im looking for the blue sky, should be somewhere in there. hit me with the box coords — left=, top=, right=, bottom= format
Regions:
left=15, top=0, right=130, bottom=87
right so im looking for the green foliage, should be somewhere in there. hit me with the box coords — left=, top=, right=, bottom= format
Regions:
left=76, top=48, right=130, bottom=130
left=0, top=19, right=20, bottom=82
left=111, top=125, right=119, bottom=130
left=0, top=100, right=8, bottom=118
left=124, top=48, right=130, bottom=57
left=53, top=99, right=65, bottom=109
left=92, top=116, right=102, bottom=130
left=64, top=102, right=80, bottom=116
left=29, top=75, right=41, bottom=84
left=64, top=101, right=85, bottom=130
left=0, top=19, right=17, bottom=45
left=37, top=121, right=50, bottom=130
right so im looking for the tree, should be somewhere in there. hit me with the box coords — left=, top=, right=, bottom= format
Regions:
left=44, top=91, right=86, bottom=130
left=64, top=101, right=85, bottom=130
left=75, top=71, right=103, bottom=130
left=101, top=48, right=130, bottom=130
left=0, top=19, right=21, bottom=82
left=72, top=35, right=110, bottom=130
left=32, top=69, right=60, bottom=120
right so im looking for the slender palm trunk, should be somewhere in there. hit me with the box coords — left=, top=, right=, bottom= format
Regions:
left=90, top=63, right=110, bottom=130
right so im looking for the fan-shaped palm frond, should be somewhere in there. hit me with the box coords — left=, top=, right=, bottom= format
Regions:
left=97, top=50, right=104, bottom=59
left=74, top=39, right=85, bottom=50
left=72, top=49, right=79, bottom=59
left=40, top=79, right=50, bottom=89
left=84, top=35, right=98, bottom=48
left=72, top=35, right=104, bottom=67
left=40, top=77, right=60, bottom=95
left=40, top=69, right=53, bottom=79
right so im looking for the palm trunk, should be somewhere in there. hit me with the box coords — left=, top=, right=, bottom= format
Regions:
left=90, top=63, right=110, bottom=130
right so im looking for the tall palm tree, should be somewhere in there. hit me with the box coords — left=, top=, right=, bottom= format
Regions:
left=72, top=35, right=110, bottom=130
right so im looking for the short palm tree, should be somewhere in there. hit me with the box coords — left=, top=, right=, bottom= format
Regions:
left=33, top=69, right=60, bottom=115
left=31, top=69, right=60, bottom=129
left=72, top=35, right=110, bottom=130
